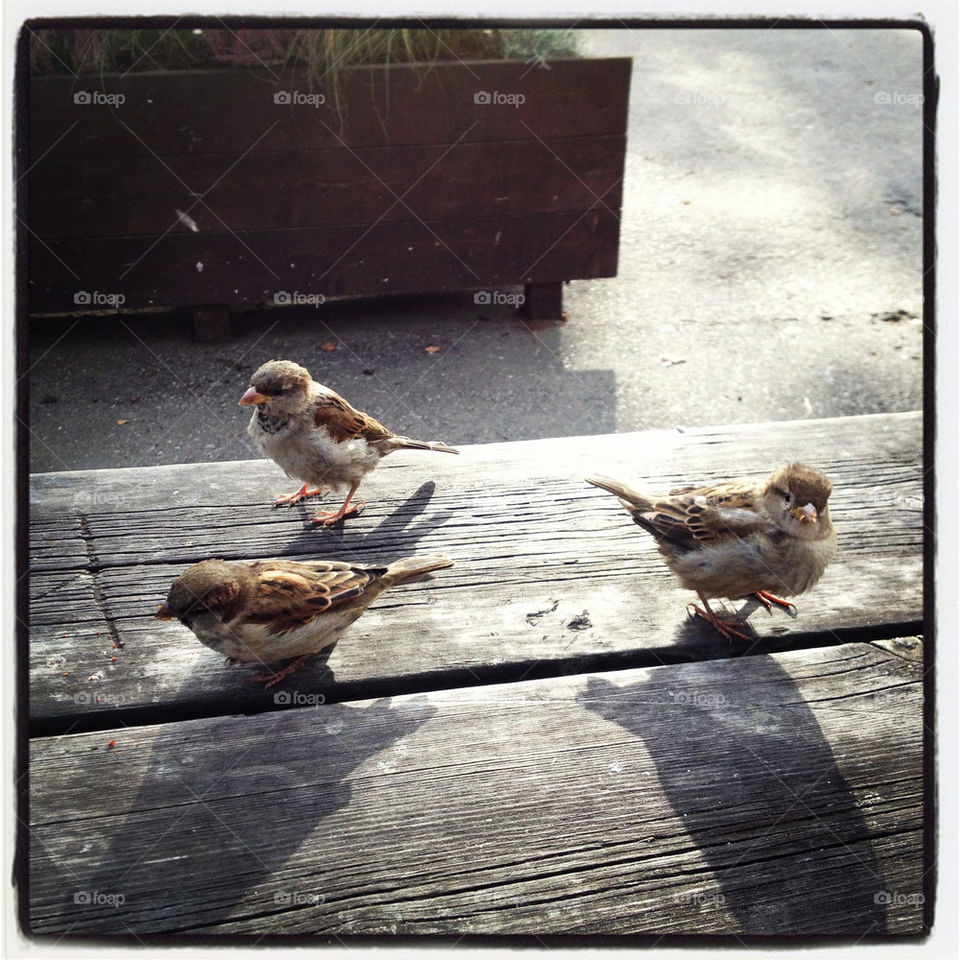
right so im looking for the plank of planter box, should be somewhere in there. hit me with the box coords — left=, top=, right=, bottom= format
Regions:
left=28, top=413, right=923, bottom=728
left=29, top=59, right=632, bottom=161
left=27, top=209, right=620, bottom=313
left=26, top=640, right=925, bottom=936
left=29, top=135, right=626, bottom=240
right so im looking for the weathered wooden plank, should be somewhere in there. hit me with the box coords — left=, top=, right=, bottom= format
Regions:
left=28, top=413, right=924, bottom=726
left=29, top=518, right=89, bottom=571
left=29, top=136, right=625, bottom=240
left=27, top=641, right=925, bottom=935
left=27, top=209, right=621, bottom=313
left=29, top=59, right=633, bottom=161
left=29, top=412, right=922, bottom=523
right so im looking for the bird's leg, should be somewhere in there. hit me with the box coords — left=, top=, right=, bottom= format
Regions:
left=686, top=594, right=751, bottom=642
left=311, top=483, right=363, bottom=526
left=273, top=483, right=328, bottom=508
left=252, top=653, right=315, bottom=689
left=753, top=590, right=798, bottom=615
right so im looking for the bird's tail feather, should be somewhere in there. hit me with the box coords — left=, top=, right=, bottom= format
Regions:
left=585, top=474, right=653, bottom=510
left=384, top=555, right=455, bottom=584
left=391, top=436, right=460, bottom=455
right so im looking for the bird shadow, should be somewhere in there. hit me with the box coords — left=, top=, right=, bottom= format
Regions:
left=575, top=664, right=890, bottom=935
left=668, top=599, right=800, bottom=659
left=277, top=480, right=455, bottom=562
left=34, top=695, right=438, bottom=934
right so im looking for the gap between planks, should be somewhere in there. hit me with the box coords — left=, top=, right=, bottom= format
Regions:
left=29, top=627, right=922, bottom=739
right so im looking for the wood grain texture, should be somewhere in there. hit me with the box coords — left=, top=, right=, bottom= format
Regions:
left=29, top=136, right=626, bottom=240
left=29, top=59, right=633, bottom=161
left=27, top=209, right=621, bottom=313
left=27, top=641, right=925, bottom=935
left=28, top=413, right=924, bottom=728
left=27, top=59, right=630, bottom=314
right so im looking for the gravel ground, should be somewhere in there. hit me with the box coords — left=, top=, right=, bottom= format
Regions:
left=26, top=27, right=924, bottom=473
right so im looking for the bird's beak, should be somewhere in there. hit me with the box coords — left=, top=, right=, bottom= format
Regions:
left=792, top=503, right=818, bottom=524
left=239, top=386, right=267, bottom=406
left=155, top=603, right=174, bottom=620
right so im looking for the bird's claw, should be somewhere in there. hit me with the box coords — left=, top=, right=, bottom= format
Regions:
left=753, top=590, right=798, bottom=616
left=311, top=503, right=363, bottom=526
left=686, top=602, right=751, bottom=643
left=273, top=485, right=328, bottom=508
left=251, top=653, right=315, bottom=688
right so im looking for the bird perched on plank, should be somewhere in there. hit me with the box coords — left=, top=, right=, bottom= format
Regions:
left=156, top=555, right=454, bottom=687
left=585, top=464, right=837, bottom=641
left=240, top=359, right=459, bottom=525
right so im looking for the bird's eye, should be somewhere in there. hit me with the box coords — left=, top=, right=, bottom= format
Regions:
left=782, top=491, right=792, bottom=504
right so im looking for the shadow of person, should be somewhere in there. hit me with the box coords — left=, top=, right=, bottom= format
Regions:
left=35, top=695, right=437, bottom=934
left=576, top=661, right=889, bottom=936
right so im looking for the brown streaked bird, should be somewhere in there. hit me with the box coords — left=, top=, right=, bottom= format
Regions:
left=586, top=464, right=837, bottom=641
left=156, top=555, right=454, bottom=687
left=240, top=359, right=459, bottom=525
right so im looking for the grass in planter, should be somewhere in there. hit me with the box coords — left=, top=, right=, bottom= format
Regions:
left=27, top=25, right=581, bottom=77
left=28, top=27, right=213, bottom=76
left=27, top=24, right=582, bottom=123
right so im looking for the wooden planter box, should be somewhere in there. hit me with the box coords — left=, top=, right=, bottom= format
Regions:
left=26, top=57, right=631, bottom=328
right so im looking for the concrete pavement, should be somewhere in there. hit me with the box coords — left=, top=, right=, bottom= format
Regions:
left=26, top=27, right=924, bottom=473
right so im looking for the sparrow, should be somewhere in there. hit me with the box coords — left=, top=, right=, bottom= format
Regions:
left=156, top=554, right=454, bottom=686
left=586, top=464, right=838, bottom=641
left=240, top=360, right=460, bottom=525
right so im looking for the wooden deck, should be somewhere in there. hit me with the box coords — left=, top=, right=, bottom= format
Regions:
left=25, top=411, right=928, bottom=936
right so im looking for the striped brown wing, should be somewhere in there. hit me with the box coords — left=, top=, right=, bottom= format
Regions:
left=244, top=560, right=385, bottom=633
left=635, top=482, right=765, bottom=549
left=312, top=392, right=394, bottom=444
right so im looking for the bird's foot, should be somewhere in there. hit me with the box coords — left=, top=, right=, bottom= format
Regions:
left=273, top=484, right=328, bottom=508
left=311, top=502, right=363, bottom=526
left=686, top=602, right=751, bottom=643
left=251, top=654, right=315, bottom=689
left=753, top=590, right=798, bottom=615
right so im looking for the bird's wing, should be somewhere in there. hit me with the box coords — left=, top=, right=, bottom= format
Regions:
left=312, top=392, right=394, bottom=444
left=635, top=481, right=769, bottom=548
left=244, top=560, right=385, bottom=633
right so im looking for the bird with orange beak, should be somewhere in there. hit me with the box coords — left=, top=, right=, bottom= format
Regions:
left=240, top=359, right=459, bottom=525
